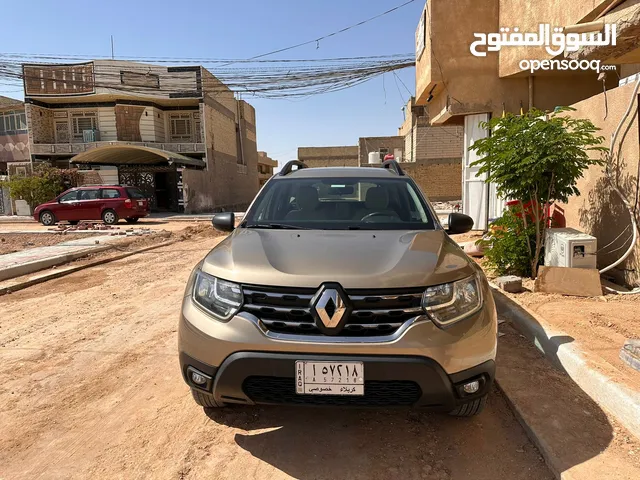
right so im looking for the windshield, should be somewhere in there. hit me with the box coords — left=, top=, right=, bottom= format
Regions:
left=242, top=177, right=436, bottom=230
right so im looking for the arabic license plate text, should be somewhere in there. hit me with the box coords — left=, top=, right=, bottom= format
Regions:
left=296, top=361, right=364, bottom=395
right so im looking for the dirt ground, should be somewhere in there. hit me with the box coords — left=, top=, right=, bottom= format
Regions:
left=500, top=279, right=640, bottom=391
left=0, top=233, right=98, bottom=255
left=0, top=231, right=552, bottom=480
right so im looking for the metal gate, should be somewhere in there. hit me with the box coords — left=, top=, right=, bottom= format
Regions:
left=118, top=165, right=179, bottom=211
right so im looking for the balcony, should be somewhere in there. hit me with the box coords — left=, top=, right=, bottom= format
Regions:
left=31, top=141, right=206, bottom=156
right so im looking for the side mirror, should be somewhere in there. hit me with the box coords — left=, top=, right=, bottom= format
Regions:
left=212, top=212, right=235, bottom=232
left=446, top=212, right=474, bottom=235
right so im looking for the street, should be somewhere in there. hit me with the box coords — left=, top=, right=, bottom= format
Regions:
left=0, top=229, right=552, bottom=480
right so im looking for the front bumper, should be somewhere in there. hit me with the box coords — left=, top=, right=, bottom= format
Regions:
left=178, top=281, right=497, bottom=409
left=180, top=351, right=495, bottom=409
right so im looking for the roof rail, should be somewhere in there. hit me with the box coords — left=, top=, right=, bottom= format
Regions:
left=381, top=159, right=405, bottom=176
left=279, top=160, right=308, bottom=176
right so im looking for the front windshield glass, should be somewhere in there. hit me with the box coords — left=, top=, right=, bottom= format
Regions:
left=243, top=177, right=436, bottom=230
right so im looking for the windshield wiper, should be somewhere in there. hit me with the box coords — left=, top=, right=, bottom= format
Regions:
left=245, top=223, right=311, bottom=230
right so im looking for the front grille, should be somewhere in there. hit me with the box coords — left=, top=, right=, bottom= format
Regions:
left=243, top=376, right=421, bottom=406
left=241, top=285, right=424, bottom=337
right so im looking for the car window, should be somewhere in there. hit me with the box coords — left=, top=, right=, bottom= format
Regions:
left=126, top=187, right=146, bottom=199
left=79, top=189, right=100, bottom=200
left=58, top=190, right=78, bottom=203
left=101, top=188, right=121, bottom=199
left=244, top=177, right=435, bottom=230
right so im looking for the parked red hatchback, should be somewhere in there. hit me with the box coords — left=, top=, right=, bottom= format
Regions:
left=34, top=185, right=150, bottom=226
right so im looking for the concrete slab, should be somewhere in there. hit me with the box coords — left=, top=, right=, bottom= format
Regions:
left=535, top=266, right=603, bottom=297
left=0, top=236, right=121, bottom=281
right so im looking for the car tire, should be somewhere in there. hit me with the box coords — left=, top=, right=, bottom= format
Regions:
left=102, top=209, right=118, bottom=225
left=448, top=394, right=487, bottom=417
left=125, top=218, right=139, bottom=224
left=39, top=210, right=56, bottom=226
left=191, top=389, right=224, bottom=408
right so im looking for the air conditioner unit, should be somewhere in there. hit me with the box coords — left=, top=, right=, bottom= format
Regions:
left=544, top=228, right=597, bottom=269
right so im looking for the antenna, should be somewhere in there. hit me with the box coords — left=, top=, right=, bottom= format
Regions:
left=110, top=35, right=115, bottom=59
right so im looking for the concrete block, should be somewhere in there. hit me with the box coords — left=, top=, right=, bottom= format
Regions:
left=620, top=339, right=640, bottom=372
left=534, top=266, right=602, bottom=297
left=495, top=275, right=523, bottom=293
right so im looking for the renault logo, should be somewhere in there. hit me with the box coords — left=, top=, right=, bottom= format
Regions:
left=310, top=283, right=352, bottom=335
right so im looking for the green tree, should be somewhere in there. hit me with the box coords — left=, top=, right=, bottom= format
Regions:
left=469, top=108, right=607, bottom=278
left=1, top=164, right=78, bottom=210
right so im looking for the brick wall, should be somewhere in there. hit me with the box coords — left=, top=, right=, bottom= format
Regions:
left=298, top=146, right=359, bottom=167
left=25, top=104, right=54, bottom=144
left=405, top=124, right=463, bottom=162
left=403, top=158, right=462, bottom=201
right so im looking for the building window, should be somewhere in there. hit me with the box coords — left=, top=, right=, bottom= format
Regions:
left=0, top=111, right=27, bottom=135
left=71, top=111, right=97, bottom=141
left=169, top=113, right=192, bottom=141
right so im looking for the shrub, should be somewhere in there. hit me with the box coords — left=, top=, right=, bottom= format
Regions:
left=1, top=164, right=79, bottom=210
left=480, top=206, right=540, bottom=278
left=469, top=108, right=607, bottom=278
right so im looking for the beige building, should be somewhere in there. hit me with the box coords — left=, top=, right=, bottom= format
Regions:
left=257, top=151, right=277, bottom=186
left=22, top=60, right=260, bottom=213
left=414, top=0, right=640, bottom=285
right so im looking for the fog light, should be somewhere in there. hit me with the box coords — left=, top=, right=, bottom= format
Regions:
left=191, top=372, right=207, bottom=385
left=463, top=380, right=480, bottom=394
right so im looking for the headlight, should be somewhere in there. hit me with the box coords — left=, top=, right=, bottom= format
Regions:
left=422, top=274, right=483, bottom=328
left=193, top=270, right=243, bottom=321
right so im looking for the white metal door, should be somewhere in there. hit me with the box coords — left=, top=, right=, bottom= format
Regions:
left=463, top=114, right=490, bottom=231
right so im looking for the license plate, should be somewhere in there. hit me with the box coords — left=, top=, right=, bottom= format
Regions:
left=138, top=200, right=144, bottom=206
left=296, top=361, right=364, bottom=395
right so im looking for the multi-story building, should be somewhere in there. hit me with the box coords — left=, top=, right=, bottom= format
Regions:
left=413, top=0, right=640, bottom=284
left=21, top=60, right=259, bottom=213
left=257, top=151, right=277, bottom=187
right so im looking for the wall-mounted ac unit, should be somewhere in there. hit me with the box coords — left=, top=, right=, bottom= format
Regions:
left=544, top=228, right=597, bottom=269
left=82, top=129, right=100, bottom=143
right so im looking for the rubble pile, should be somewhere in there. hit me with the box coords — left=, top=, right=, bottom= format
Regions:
left=48, top=222, right=154, bottom=236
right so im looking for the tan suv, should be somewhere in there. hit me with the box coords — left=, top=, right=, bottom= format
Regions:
left=179, top=160, right=497, bottom=416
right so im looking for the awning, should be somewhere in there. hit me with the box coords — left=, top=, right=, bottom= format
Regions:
left=71, top=145, right=206, bottom=168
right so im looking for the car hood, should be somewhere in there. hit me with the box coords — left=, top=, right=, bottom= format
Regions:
left=201, top=228, right=476, bottom=289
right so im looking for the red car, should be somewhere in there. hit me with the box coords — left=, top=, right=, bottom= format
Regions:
left=34, top=185, right=150, bottom=226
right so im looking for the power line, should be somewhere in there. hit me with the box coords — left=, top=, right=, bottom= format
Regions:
left=393, top=71, right=413, bottom=97
left=220, top=0, right=418, bottom=65
left=0, top=54, right=414, bottom=99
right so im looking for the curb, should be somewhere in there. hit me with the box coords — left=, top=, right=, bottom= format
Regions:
left=0, top=245, right=114, bottom=282
left=0, top=240, right=178, bottom=296
left=491, top=285, right=640, bottom=441
left=493, top=379, right=562, bottom=479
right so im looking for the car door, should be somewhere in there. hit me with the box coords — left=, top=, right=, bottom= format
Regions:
left=75, top=188, right=101, bottom=220
left=54, top=190, right=80, bottom=221
left=99, top=187, right=123, bottom=217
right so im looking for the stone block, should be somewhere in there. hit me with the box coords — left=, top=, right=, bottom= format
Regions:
left=495, top=275, right=523, bottom=293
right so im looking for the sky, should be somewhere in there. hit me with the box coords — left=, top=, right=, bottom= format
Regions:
left=0, top=0, right=424, bottom=165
